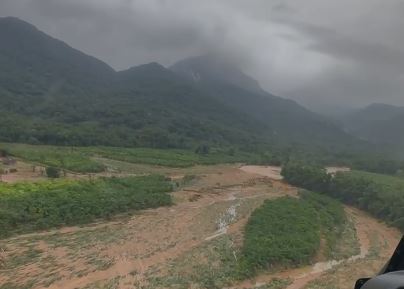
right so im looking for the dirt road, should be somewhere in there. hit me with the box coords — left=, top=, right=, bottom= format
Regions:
left=239, top=165, right=351, bottom=181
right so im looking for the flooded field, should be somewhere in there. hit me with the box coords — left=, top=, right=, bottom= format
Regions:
left=0, top=163, right=399, bottom=289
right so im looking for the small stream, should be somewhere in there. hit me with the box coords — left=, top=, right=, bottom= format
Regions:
left=311, top=244, right=368, bottom=274
left=205, top=193, right=240, bottom=241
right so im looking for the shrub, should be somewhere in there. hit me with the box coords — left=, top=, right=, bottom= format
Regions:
left=0, top=149, right=8, bottom=157
left=46, top=166, right=60, bottom=178
left=195, top=144, right=210, bottom=155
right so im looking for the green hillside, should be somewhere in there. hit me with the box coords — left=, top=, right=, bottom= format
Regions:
left=0, top=17, right=360, bottom=151
left=0, top=17, right=268, bottom=148
left=171, top=55, right=356, bottom=147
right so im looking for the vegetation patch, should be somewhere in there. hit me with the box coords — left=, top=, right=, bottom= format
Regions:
left=239, top=197, right=319, bottom=276
left=146, top=235, right=239, bottom=289
left=281, top=163, right=331, bottom=193
left=0, top=143, right=263, bottom=172
left=144, top=235, right=289, bottom=289
left=81, top=146, right=260, bottom=168
left=282, top=163, right=404, bottom=231
left=0, top=175, right=172, bottom=238
left=2, top=247, right=43, bottom=270
left=0, top=143, right=105, bottom=173
left=330, top=216, right=360, bottom=260
left=238, top=192, right=346, bottom=277
left=299, top=190, right=346, bottom=258
left=255, top=279, right=292, bottom=289
left=329, top=171, right=404, bottom=230
left=83, top=276, right=121, bottom=289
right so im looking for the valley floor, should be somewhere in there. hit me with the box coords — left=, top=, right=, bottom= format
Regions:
left=0, top=164, right=400, bottom=289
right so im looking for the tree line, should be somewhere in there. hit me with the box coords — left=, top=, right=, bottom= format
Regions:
left=281, top=163, right=404, bottom=231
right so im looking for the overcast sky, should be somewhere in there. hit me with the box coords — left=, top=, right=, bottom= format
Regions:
left=1, top=0, right=403, bottom=112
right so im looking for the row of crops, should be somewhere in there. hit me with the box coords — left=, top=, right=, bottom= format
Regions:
left=0, top=175, right=173, bottom=238
left=238, top=191, right=346, bottom=277
left=0, top=143, right=261, bottom=172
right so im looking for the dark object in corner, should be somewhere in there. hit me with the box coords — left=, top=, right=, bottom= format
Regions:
left=355, top=236, right=404, bottom=289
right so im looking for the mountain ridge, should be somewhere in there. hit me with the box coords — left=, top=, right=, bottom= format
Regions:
left=342, top=103, right=404, bottom=147
left=170, top=54, right=354, bottom=146
left=0, top=17, right=360, bottom=151
left=170, top=54, right=265, bottom=94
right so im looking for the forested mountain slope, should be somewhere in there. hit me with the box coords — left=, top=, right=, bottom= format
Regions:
left=0, top=17, right=359, bottom=150
left=343, top=103, right=404, bottom=147
left=171, top=55, right=354, bottom=147
left=0, top=17, right=268, bottom=148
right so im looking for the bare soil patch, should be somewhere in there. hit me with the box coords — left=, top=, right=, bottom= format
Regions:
left=240, top=165, right=283, bottom=180
left=0, top=159, right=46, bottom=183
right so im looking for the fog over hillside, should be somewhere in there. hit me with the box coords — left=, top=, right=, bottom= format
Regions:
left=0, top=0, right=403, bottom=112
left=0, top=17, right=359, bottom=150
left=1, top=3, right=404, bottom=289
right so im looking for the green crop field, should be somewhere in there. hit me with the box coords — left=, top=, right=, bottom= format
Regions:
left=0, top=143, right=264, bottom=173
left=0, top=143, right=105, bottom=173
left=0, top=175, right=173, bottom=238
left=82, top=146, right=259, bottom=167
left=238, top=192, right=346, bottom=277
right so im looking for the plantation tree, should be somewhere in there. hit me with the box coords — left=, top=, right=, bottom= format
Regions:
left=140, top=127, right=171, bottom=148
left=281, top=163, right=331, bottom=192
left=281, top=163, right=404, bottom=232
left=0, top=149, right=7, bottom=157
left=195, top=144, right=210, bottom=155
left=46, top=166, right=61, bottom=178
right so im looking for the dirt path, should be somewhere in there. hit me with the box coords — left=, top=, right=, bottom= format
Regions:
left=240, top=165, right=283, bottom=180
left=240, top=165, right=351, bottom=181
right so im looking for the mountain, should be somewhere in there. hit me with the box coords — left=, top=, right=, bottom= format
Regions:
left=0, top=17, right=115, bottom=112
left=0, top=17, right=270, bottom=148
left=343, top=103, right=404, bottom=147
left=171, top=54, right=264, bottom=94
left=0, top=17, right=359, bottom=151
left=170, top=55, right=354, bottom=147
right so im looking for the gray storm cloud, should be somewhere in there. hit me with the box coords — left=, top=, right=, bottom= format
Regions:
left=0, top=0, right=403, bottom=112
